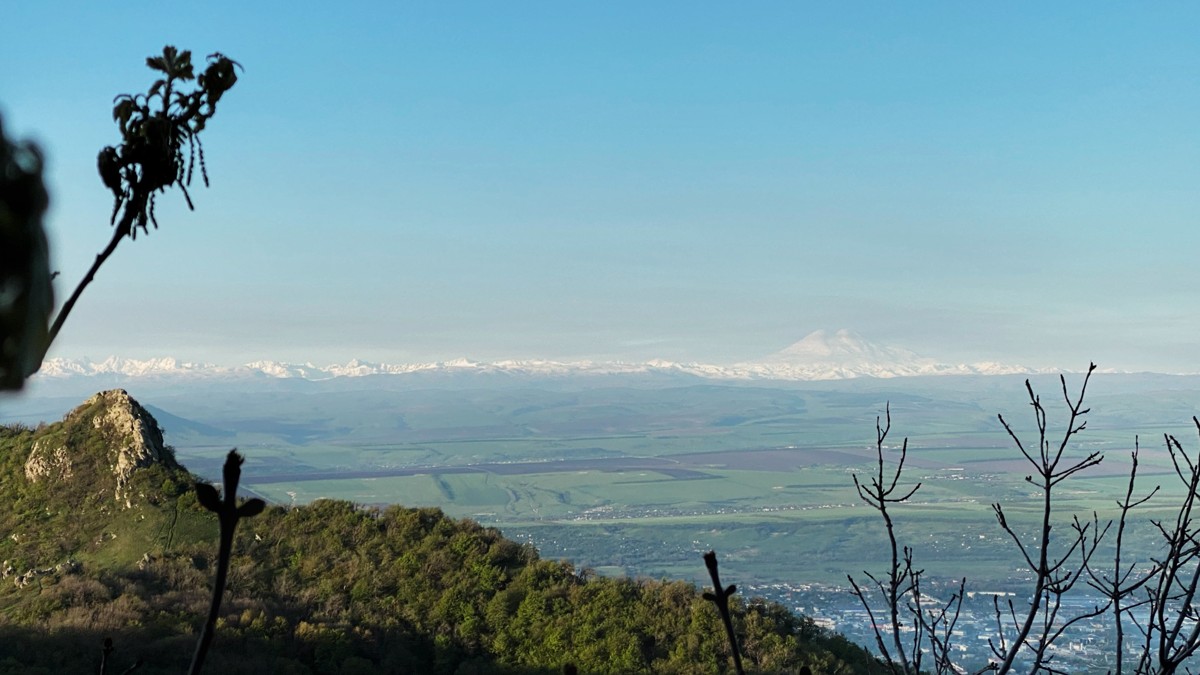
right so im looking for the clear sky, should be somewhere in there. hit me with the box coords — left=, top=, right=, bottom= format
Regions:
left=3, top=3, right=1198, bottom=371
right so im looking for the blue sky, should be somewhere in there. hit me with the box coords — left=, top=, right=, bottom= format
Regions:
left=3, top=3, right=1198, bottom=371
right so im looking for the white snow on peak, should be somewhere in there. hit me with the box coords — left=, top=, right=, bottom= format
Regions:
left=40, top=356, right=211, bottom=377
left=732, top=330, right=1049, bottom=380
left=33, top=332, right=1061, bottom=384
left=771, top=329, right=920, bottom=364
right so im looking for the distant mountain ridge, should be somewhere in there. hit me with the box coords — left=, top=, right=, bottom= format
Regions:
left=36, top=331, right=1056, bottom=383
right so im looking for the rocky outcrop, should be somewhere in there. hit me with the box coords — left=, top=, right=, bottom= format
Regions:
left=23, top=389, right=180, bottom=507
left=9, top=559, right=80, bottom=588
left=23, top=439, right=73, bottom=482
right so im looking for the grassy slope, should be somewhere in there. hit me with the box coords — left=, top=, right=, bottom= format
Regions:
left=0, top=407, right=215, bottom=578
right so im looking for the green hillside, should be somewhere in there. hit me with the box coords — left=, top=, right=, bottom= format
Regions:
left=0, top=390, right=884, bottom=674
left=0, top=390, right=213, bottom=577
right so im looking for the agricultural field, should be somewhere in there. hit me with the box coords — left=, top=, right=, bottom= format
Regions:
left=239, top=439, right=1184, bottom=587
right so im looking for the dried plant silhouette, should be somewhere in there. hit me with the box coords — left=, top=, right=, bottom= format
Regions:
left=189, top=450, right=265, bottom=675
left=847, top=365, right=1200, bottom=674
left=703, top=550, right=747, bottom=675
left=984, top=364, right=1108, bottom=673
left=2, top=46, right=237, bottom=386
left=848, top=404, right=965, bottom=675
left=1085, top=438, right=1160, bottom=675
left=43, top=46, right=240, bottom=361
left=850, top=368, right=1109, bottom=674
left=1114, top=420, right=1200, bottom=674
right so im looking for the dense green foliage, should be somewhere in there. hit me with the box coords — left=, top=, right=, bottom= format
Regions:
left=0, top=397, right=883, bottom=674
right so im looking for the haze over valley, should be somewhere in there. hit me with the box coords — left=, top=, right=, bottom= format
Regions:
left=9, top=333, right=1199, bottom=592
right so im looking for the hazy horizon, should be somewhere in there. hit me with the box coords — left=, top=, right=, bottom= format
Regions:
left=4, top=4, right=1198, bottom=373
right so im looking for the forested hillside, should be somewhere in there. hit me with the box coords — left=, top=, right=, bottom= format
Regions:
left=0, top=390, right=882, bottom=674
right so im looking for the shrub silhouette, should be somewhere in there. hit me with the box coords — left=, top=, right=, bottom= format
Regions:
left=848, top=365, right=1200, bottom=674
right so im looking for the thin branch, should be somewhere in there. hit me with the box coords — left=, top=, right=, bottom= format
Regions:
left=848, top=403, right=928, bottom=675
left=991, top=364, right=1105, bottom=675
left=43, top=194, right=142, bottom=355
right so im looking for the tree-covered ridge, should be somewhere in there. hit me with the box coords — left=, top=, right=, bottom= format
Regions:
left=0, top=393, right=883, bottom=674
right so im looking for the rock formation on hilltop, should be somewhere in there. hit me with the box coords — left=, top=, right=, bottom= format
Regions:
left=23, top=388, right=181, bottom=507
left=2, top=389, right=199, bottom=593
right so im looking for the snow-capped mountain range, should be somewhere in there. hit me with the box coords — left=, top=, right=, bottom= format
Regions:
left=32, top=330, right=1053, bottom=383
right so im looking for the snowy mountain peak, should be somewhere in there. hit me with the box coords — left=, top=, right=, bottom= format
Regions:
left=768, top=329, right=925, bottom=368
